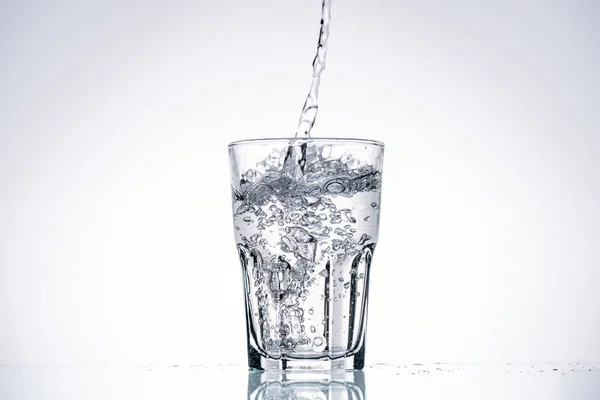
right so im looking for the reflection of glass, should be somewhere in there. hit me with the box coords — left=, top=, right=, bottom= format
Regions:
left=230, top=138, right=384, bottom=370
left=247, top=370, right=366, bottom=400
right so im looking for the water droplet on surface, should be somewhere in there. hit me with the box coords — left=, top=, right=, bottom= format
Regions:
left=371, top=202, right=378, bottom=208
left=344, top=282, right=351, bottom=289
left=310, top=326, right=316, bottom=333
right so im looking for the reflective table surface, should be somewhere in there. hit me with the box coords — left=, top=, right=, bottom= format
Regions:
left=1, top=363, right=599, bottom=399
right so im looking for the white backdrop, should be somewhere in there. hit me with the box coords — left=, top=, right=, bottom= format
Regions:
left=1, top=0, right=599, bottom=365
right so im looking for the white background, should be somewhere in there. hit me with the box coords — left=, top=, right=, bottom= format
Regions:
left=1, top=0, right=599, bottom=366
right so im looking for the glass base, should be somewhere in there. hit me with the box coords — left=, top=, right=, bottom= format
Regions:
left=248, top=343, right=366, bottom=371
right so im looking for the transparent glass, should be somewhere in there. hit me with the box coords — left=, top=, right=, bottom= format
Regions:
left=229, top=138, right=384, bottom=371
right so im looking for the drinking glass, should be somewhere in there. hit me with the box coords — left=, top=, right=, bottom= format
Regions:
left=229, top=138, right=384, bottom=370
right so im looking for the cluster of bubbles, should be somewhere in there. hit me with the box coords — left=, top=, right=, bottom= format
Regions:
left=234, top=144, right=381, bottom=206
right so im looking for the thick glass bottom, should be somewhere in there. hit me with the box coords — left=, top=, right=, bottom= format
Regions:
left=248, top=342, right=366, bottom=371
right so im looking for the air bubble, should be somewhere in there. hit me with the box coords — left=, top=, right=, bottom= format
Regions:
left=234, top=204, right=251, bottom=215
left=358, top=234, right=371, bottom=245
left=312, top=336, right=326, bottom=351
left=325, top=179, right=345, bottom=194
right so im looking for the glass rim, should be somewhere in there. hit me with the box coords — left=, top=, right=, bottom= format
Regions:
left=228, top=137, right=385, bottom=148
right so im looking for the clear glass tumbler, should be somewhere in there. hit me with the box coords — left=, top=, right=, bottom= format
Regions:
left=229, top=138, right=384, bottom=370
